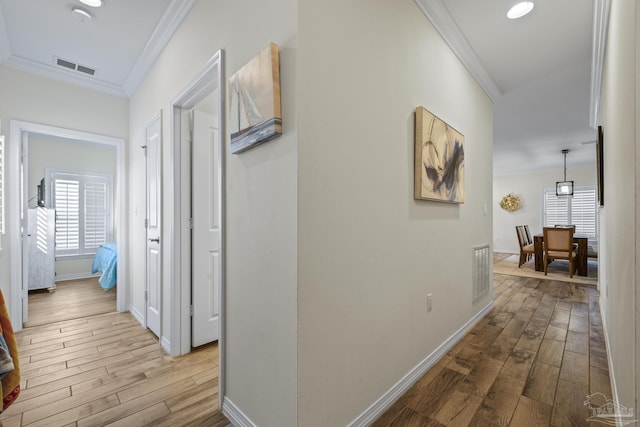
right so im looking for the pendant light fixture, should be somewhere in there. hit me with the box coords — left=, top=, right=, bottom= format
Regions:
left=556, top=149, right=574, bottom=196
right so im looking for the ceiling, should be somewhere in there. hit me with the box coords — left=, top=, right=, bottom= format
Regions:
left=416, top=0, right=601, bottom=175
left=0, top=0, right=602, bottom=175
left=0, top=0, right=195, bottom=97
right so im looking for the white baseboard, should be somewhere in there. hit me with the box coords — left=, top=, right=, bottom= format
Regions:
left=599, top=297, right=620, bottom=407
left=128, top=304, right=145, bottom=327
left=222, top=396, right=257, bottom=427
left=160, top=337, right=171, bottom=354
left=55, top=272, right=101, bottom=282
left=493, top=248, right=517, bottom=254
left=348, top=301, right=494, bottom=427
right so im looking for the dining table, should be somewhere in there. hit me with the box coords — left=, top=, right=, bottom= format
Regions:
left=533, top=233, right=589, bottom=276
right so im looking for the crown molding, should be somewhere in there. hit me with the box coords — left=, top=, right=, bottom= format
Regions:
left=122, top=0, right=197, bottom=97
left=589, top=0, right=610, bottom=128
left=0, top=2, right=12, bottom=62
left=4, top=55, right=127, bottom=97
left=413, top=0, right=502, bottom=102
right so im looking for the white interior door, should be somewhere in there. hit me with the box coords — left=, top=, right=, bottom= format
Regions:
left=191, top=109, right=220, bottom=346
left=16, top=130, right=29, bottom=323
left=145, top=116, right=162, bottom=337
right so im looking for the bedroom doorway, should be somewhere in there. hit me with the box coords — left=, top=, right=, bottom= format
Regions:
left=9, top=121, right=126, bottom=331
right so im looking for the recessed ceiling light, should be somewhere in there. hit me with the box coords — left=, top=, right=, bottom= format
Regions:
left=72, top=7, right=92, bottom=22
left=79, top=0, right=102, bottom=7
left=507, top=1, right=534, bottom=19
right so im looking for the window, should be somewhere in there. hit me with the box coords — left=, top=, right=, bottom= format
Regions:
left=49, top=171, right=112, bottom=257
left=543, top=186, right=597, bottom=238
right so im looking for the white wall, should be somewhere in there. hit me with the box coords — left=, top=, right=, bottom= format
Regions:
left=28, top=134, right=117, bottom=278
left=128, top=0, right=297, bottom=425
left=493, top=164, right=596, bottom=253
left=0, top=65, right=128, bottom=313
left=297, top=0, right=493, bottom=424
left=598, top=0, right=638, bottom=415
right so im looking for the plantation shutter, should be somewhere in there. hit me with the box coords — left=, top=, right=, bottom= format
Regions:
left=543, top=189, right=569, bottom=227
left=543, top=187, right=597, bottom=238
left=571, top=188, right=597, bottom=236
left=51, top=171, right=112, bottom=256
left=54, top=178, right=80, bottom=251
left=84, top=179, right=108, bottom=250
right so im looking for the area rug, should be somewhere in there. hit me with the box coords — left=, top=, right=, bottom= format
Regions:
left=494, top=254, right=598, bottom=286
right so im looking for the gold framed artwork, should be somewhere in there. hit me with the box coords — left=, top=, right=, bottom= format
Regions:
left=229, top=42, right=282, bottom=154
left=414, top=106, right=465, bottom=203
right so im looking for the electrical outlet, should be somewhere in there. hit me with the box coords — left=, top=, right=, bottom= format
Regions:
left=427, top=293, right=433, bottom=312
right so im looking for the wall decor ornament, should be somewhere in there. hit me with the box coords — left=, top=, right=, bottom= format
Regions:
left=414, top=106, right=465, bottom=203
left=499, top=193, right=521, bottom=212
left=229, top=42, right=282, bottom=154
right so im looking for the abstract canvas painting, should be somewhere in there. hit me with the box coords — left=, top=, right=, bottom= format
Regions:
left=229, top=42, right=282, bottom=154
left=414, top=106, right=465, bottom=203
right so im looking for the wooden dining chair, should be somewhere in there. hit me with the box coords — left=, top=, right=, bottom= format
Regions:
left=554, top=224, right=576, bottom=231
left=543, top=226, right=577, bottom=277
left=555, top=224, right=578, bottom=249
left=516, top=226, right=534, bottom=267
left=524, top=225, right=533, bottom=245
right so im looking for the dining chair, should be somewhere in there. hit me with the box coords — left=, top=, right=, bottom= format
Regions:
left=543, top=226, right=577, bottom=277
left=587, top=240, right=598, bottom=259
left=516, top=226, right=534, bottom=267
left=524, top=225, right=533, bottom=245
left=554, top=224, right=576, bottom=230
left=555, top=224, right=578, bottom=249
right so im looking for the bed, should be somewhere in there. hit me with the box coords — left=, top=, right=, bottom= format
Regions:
left=91, top=243, right=117, bottom=290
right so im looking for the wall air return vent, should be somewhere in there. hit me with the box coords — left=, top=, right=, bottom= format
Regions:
left=472, top=244, right=491, bottom=302
left=54, top=57, right=97, bottom=77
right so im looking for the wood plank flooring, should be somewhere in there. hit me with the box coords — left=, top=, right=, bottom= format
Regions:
left=11, top=264, right=612, bottom=426
left=2, top=290, right=227, bottom=425
left=373, top=273, right=612, bottom=427
left=26, top=278, right=117, bottom=327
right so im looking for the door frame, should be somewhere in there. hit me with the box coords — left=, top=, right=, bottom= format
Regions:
left=9, top=120, right=127, bottom=331
left=167, top=50, right=225, bottom=400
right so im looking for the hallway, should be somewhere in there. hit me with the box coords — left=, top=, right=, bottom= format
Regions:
left=374, top=274, right=610, bottom=426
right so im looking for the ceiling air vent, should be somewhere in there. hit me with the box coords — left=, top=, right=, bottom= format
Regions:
left=76, top=65, right=95, bottom=76
left=54, top=57, right=97, bottom=77
left=56, top=58, right=76, bottom=70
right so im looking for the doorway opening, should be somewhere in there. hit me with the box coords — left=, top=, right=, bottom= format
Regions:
left=167, top=50, right=225, bottom=405
left=9, top=121, right=127, bottom=332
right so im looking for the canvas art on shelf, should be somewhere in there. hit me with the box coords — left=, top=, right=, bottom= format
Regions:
left=229, top=42, right=282, bottom=154
left=414, top=106, right=465, bottom=203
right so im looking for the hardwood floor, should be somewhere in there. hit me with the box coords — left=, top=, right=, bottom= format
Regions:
left=10, top=269, right=611, bottom=426
left=373, top=273, right=612, bottom=427
left=25, top=278, right=117, bottom=327
left=2, top=292, right=227, bottom=425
